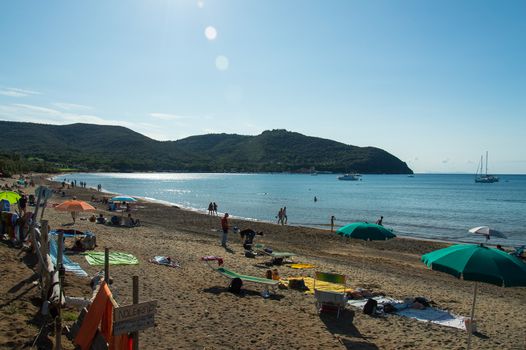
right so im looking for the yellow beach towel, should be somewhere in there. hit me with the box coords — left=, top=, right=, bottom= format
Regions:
left=284, top=277, right=353, bottom=295
left=288, top=263, right=316, bottom=269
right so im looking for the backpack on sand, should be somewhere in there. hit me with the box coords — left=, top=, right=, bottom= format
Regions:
left=363, top=298, right=378, bottom=315
left=228, top=278, right=243, bottom=294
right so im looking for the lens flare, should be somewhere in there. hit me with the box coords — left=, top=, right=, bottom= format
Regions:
left=215, top=55, right=229, bottom=71
left=204, top=26, right=217, bottom=41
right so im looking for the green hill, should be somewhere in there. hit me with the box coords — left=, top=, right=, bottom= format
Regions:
left=0, top=121, right=412, bottom=174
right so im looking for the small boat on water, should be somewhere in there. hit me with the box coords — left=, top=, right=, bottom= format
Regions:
left=475, top=152, right=499, bottom=183
left=338, top=173, right=361, bottom=181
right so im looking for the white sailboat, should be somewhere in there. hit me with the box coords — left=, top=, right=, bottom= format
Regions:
left=475, top=152, right=499, bottom=183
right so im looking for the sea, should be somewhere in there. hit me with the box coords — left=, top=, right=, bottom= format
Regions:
left=52, top=173, right=526, bottom=247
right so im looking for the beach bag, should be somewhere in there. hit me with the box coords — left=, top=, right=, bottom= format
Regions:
left=245, top=251, right=256, bottom=258
left=363, top=298, right=377, bottom=315
left=414, top=297, right=430, bottom=308
left=228, top=278, right=243, bottom=294
left=289, top=279, right=308, bottom=291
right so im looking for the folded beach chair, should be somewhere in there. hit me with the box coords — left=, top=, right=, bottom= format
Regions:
left=201, top=256, right=279, bottom=297
left=253, top=244, right=297, bottom=265
left=314, top=271, right=348, bottom=318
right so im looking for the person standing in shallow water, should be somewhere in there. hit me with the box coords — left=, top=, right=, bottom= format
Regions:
left=376, top=216, right=383, bottom=226
left=208, top=202, right=214, bottom=215
left=277, top=208, right=283, bottom=225
left=283, top=206, right=288, bottom=225
left=213, top=202, right=218, bottom=216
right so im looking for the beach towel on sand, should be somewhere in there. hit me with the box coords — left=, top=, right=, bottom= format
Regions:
left=288, top=263, right=316, bottom=269
left=149, top=256, right=180, bottom=268
left=347, top=297, right=466, bottom=330
left=49, top=237, right=88, bottom=277
left=284, top=277, right=353, bottom=294
left=85, top=252, right=139, bottom=266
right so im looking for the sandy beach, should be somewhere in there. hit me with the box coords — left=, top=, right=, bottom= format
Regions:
left=1, top=174, right=525, bottom=350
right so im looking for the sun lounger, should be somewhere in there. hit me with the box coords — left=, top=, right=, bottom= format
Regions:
left=253, top=244, right=296, bottom=265
left=202, top=256, right=279, bottom=297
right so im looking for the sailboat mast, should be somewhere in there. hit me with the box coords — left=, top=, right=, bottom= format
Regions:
left=485, top=151, right=488, bottom=175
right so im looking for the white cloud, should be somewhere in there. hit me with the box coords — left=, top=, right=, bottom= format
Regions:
left=52, top=102, right=92, bottom=110
left=149, top=112, right=194, bottom=121
left=0, top=87, right=41, bottom=97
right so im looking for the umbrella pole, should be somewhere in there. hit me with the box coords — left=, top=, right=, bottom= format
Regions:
left=466, top=282, right=478, bottom=350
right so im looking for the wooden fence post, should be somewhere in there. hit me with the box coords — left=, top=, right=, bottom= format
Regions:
left=132, top=276, right=139, bottom=350
left=104, top=248, right=110, bottom=284
left=55, top=231, right=64, bottom=350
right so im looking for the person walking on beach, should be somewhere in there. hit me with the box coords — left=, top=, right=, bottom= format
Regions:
left=277, top=208, right=284, bottom=225
left=208, top=202, right=214, bottom=215
left=376, top=216, right=383, bottom=226
left=213, top=202, right=218, bottom=216
left=220, top=213, right=230, bottom=247
left=283, top=206, right=288, bottom=225
left=330, top=215, right=335, bottom=232
left=18, top=194, right=28, bottom=215
left=71, top=196, right=78, bottom=223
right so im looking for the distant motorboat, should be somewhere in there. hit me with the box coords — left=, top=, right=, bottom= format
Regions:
left=338, top=174, right=361, bottom=181
left=475, top=152, right=499, bottom=183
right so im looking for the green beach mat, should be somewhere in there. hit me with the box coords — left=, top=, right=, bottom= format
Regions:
left=217, top=267, right=278, bottom=285
left=85, top=252, right=139, bottom=266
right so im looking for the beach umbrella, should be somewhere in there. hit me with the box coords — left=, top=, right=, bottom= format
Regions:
left=468, top=226, right=507, bottom=242
left=336, top=222, right=396, bottom=241
left=110, top=195, right=137, bottom=202
left=0, top=191, right=21, bottom=204
left=422, top=244, right=526, bottom=349
left=336, top=222, right=396, bottom=283
left=55, top=200, right=96, bottom=212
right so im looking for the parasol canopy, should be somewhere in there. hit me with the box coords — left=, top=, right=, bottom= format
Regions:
left=336, top=222, right=396, bottom=241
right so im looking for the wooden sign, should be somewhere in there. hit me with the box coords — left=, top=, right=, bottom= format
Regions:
left=113, top=300, right=157, bottom=335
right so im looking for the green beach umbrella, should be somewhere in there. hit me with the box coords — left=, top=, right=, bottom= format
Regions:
left=0, top=191, right=21, bottom=204
left=336, top=222, right=396, bottom=241
left=422, top=244, right=526, bottom=349
left=336, top=222, right=396, bottom=284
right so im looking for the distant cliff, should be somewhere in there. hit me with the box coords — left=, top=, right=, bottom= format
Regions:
left=0, top=121, right=413, bottom=174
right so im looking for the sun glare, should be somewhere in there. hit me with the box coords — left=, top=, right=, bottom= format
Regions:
left=204, top=26, right=217, bottom=41
left=215, top=55, right=229, bottom=71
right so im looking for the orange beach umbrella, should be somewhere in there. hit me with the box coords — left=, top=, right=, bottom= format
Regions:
left=55, top=200, right=96, bottom=212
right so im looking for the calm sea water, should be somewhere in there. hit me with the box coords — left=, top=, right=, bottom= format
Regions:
left=53, top=173, right=526, bottom=246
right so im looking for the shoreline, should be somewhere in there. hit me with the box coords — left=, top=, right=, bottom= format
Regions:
left=48, top=173, right=520, bottom=249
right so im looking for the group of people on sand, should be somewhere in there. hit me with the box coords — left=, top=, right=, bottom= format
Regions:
left=219, top=211, right=263, bottom=250
left=207, top=202, right=218, bottom=215
left=89, top=212, right=140, bottom=227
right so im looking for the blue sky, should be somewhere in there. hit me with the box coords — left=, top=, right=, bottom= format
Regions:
left=1, top=0, right=525, bottom=173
